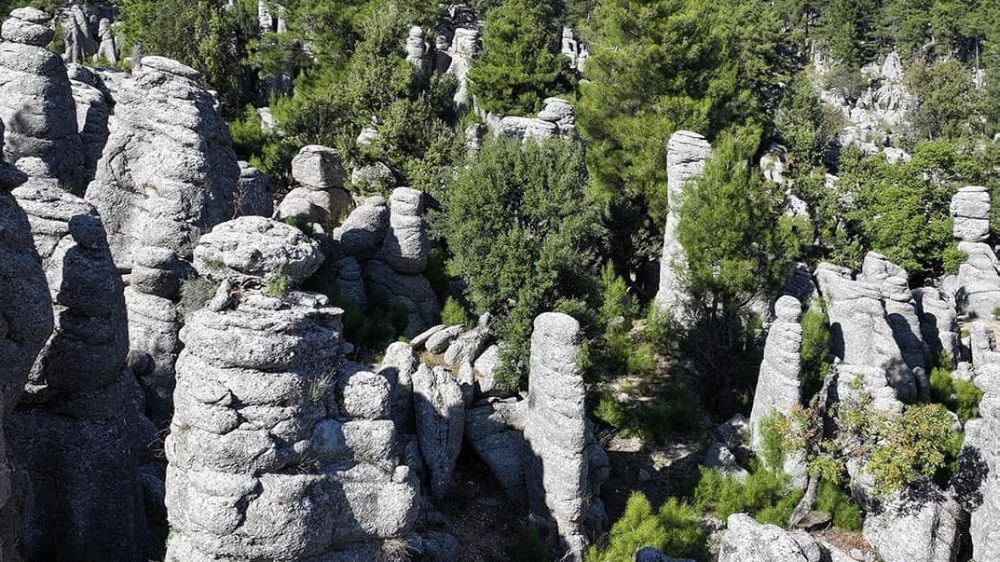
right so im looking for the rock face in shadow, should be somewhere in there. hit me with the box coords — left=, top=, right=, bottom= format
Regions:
left=0, top=151, right=52, bottom=561
left=166, top=219, right=418, bottom=561
left=655, top=131, right=712, bottom=324
left=523, top=312, right=608, bottom=561
left=0, top=9, right=86, bottom=192
left=412, top=364, right=465, bottom=501
left=8, top=182, right=158, bottom=561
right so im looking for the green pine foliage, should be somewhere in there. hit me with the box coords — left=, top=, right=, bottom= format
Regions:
left=585, top=493, right=707, bottom=562
left=468, top=0, right=573, bottom=115
left=442, top=136, right=606, bottom=388
left=815, top=480, right=863, bottom=531
left=693, top=467, right=803, bottom=526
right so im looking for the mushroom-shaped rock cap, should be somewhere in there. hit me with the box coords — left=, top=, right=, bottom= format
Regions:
left=193, top=216, right=323, bottom=286
left=532, top=312, right=582, bottom=346
left=291, top=145, right=346, bottom=190
left=2, top=9, right=53, bottom=46
left=774, top=295, right=802, bottom=322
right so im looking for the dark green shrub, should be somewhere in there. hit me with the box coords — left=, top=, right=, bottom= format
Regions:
left=815, top=481, right=862, bottom=531
left=800, top=304, right=832, bottom=400
left=930, top=358, right=983, bottom=423
left=508, top=521, right=548, bottom=562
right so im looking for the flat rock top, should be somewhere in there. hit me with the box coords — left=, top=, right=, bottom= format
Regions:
left=533, top=312, right=581, bottom=345
left=140, top=56, right=201, bottom=80
left=193, top=216, right=323, bottom=285
left=10, top=7, right=47, bottom=23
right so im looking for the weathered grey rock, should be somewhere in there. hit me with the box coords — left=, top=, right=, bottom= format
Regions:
left=193, top=216, right=323, bottom=286
left=67, top=64, right=112, bottom=184
left=95, top=18, right=118, bottom=64
left=405, top=26, right=429, bottom=73
left=167, top=288, right=418, bottom=560
left=236, top=161, right=273, bottom=218
left=749, top=296, right=802, bottom=452
left=291, top=145, right=346, bottom=190
left=474, top=343, right=503, bottom=397
left=963, top=330, right=1000, bottom=561
left=655, top=131, right=712, bottom=322
left=466, top=398, right=527, bottom=501
left=718, top=513, right=823, bottom=562
left=0, top=182, right=52, bottom=562
left=426, top=325, right=464, bottom=354
left=863, top=481, right=963, bottom=562
left=379, top=342, right=418, bottom=431
left=784, top=262, right=819, bottom=304
left=362, top=259, right=440, bottom=338
left=951, top=186, right=990, bottom=243
left=412, top=364, right=464, bottom=501
left=275, top=186, right=352, bottom=230
left=86, top=56, right=241, bottom=268
left=382, top=187, right=429, bottom=274
left=411, top=324, right=445, bottom=350
left=59, top=4, right=97, bottom=64
left=443, top=323, right=489, bottom=367
left=815, top=262, right=919, bottom=402
left=350, top=162, right=395, bottom=193
left=861, top=252, right=929, bottom=398
left=0, top=10, right=86, bottom=192
left=524, top=312, right=607, bottom=560
left=913, top=287, right=960, bottom=366
left=12, top=184, right=128, bottom=395
left=703, top=442, right=749, bottom=481
left=335, top=196, right=389, bottom=261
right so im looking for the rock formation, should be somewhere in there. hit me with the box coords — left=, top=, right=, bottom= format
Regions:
left=0, top=127, right=51, bottom=561
left=67, top=64, right=112, bottom=184
left=328, top=188, right=440, bottom=337
left=433, top=5, right=480, bottom=112
left=815, top=262, right=920, bottom=403
left=86, top=55, right=264, bottom=422
left=275, top=145, right=351, bottom=232
left=655, top=131, right=712, bottom=323
left=951, top=186, right=1000, bottom=319
left=405, top=26, right=430, bottom=74
left=963, top=322, right=1000, bottom=561
left=166, top=218, right=419, bottom=561
left=0, top=8, right=86, bottom=192
left=488, top=97, right=577, bottom=143
left=860, top=252, right=929, bottom=398
left=913, top=286, right=960, bottom=366
left=862, top=480, right=963, bottom=562
left=523, top=312, right=608, bottom=560
left=412, top=364, right=465, bottom=501
left=748, top=295, right=808, bottom=485
left=719, top=514, right=826, bottom=562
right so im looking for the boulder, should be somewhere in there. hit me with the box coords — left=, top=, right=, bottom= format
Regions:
left=291, top=145, right=346, bottom=190
left=236, top=161, right=273, bottom=218
left=863, top=481, right=963, bottom=562
left=465, top=398, right=527, bottom=501
left=718, top=513, right=823, bottom=562
left=335, top=196, right=389, bottom=262
left=193, top=216, right=323, bottom=286
left=382, top=187, right=429, bottom=274
left=749, top=295, right=803, bottom=453
left=0, top=183, right=52, bottom=561
left=362, top=260, right=440, bottom=338
left=412, top=364, right=464, bottom=501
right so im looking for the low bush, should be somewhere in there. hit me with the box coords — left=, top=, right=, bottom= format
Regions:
left=585, top=493, right=707, bottom=562
left=930, top=359, right=983, bottom=423
left=693, top=467, right=802, bottom=525
left=441, top=296, right=472, bottom=328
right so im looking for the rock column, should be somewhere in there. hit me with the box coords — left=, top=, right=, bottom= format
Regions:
left=749, top=297, right=803, bottom=449
left=523, top=312, right=608, bottom=561
left=166, top=217, right=419, bottom=561
left=952, top=186, right=1000, bottom=319
left=655, top=131, right=712, bottom=324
